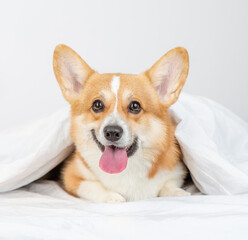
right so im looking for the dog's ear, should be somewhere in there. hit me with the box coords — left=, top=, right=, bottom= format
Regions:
left=53, top=44, right=94, bottom=102
left=146, top=47, right=189, bottom=106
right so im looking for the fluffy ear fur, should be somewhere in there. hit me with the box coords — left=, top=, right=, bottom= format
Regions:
left=146, top=47, right=189, bottom=106
left=53, top=44, right=94, bottom=102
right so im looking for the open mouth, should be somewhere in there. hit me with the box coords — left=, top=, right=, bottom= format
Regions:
left=91, top=129, right=138, bottom=157
left=91, top=129, right=138, bottom=174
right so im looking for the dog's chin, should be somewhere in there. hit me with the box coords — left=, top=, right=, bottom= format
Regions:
left=91, top=129, right=138, bottom=157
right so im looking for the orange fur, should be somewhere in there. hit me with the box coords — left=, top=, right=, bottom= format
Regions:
left=61, top=152, right=84, bottom=196
left=76, top=151, right=90, bottom=169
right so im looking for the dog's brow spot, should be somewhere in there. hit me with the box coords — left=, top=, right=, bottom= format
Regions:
left=111, top=76, right=120, bottom=113
left=123, top=90, right=133, bottom=101
left=100, top=90, right=111, bottom=101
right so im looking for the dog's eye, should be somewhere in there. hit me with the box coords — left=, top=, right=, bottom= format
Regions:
left=92, top=100, right=105, bottom=113
left=128, top=101, right=142, bottom=114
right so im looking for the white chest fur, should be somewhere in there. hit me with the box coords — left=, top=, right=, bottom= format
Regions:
left=78, top=148, right=184, bottom=201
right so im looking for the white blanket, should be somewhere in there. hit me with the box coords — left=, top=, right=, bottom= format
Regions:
left=0, top=93, right=248, bottom=239
left=0, top=180, right=248, bottom=240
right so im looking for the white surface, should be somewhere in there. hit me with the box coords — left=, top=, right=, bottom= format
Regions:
left=171, top=94, right=248, bottom=194
left=0, top=93, right=248, bottom=195
left=0, top=0, right=248, bottom=131
left=0, top=107, right=73, bottom=192
left=0, top=180, right=248, bottom=240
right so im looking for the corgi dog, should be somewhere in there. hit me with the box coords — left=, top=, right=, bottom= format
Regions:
left=53, top=44, right=190, bottom=203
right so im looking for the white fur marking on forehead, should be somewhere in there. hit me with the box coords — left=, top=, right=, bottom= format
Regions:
left=111, top=76, right=120, bottom=113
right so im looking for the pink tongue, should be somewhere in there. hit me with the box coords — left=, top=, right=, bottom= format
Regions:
left=99, top=146, right=127, bottom=174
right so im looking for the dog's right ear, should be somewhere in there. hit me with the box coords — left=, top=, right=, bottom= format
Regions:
left=145, top=47, right=189, bottom=106
left=53, top=44, right=94, bottom=103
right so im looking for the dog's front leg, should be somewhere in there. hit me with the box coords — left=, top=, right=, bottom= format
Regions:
left=62, top=155, right=126, bottom=203
left=76, top=180, right=126, bottom=203
left=159, top=180, right=190, bottom=197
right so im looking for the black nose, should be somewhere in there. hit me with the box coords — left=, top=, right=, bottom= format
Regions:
left=104, top=125, right=123, bottom=142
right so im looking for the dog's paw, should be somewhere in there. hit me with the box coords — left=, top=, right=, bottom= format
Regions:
left=159, top=187, right=191, bottom=197
left=104, top=192, right=126, bottom=203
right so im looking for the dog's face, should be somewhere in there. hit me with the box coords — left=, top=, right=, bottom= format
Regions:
left=53, top=45, right=189, bottom=174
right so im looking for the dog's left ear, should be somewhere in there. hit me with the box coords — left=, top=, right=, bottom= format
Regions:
left=146, top=47, right=189, bottom=106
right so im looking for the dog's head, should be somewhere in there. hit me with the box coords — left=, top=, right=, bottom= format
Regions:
left=53, top=45, right=189, bottom=174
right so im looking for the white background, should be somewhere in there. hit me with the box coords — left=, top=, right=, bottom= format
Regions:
left=0, top=0, right=247, bottom=130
